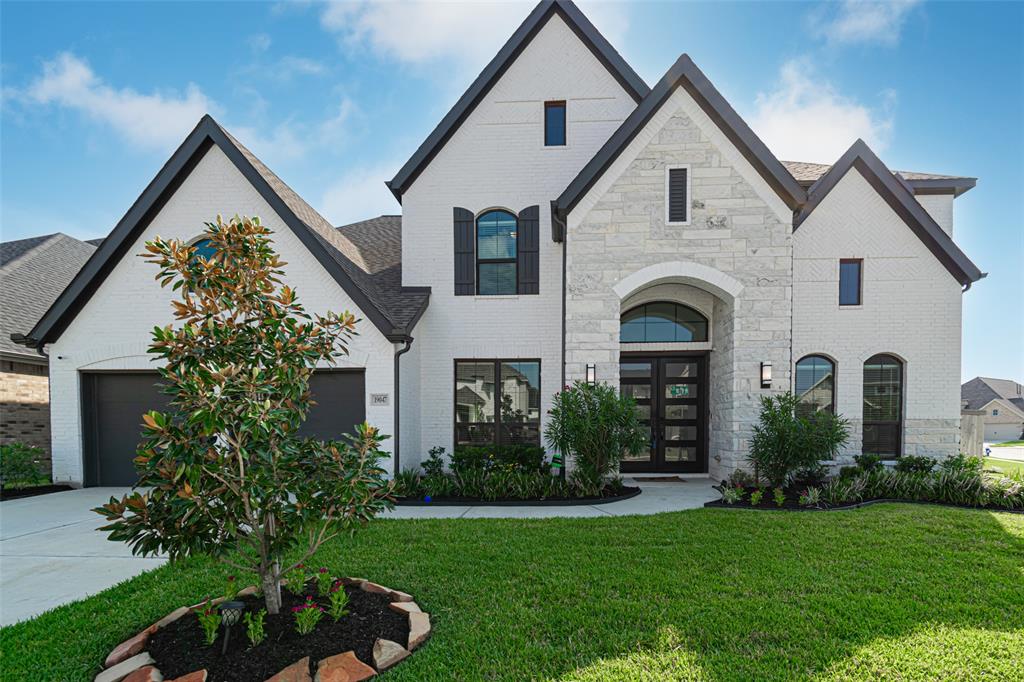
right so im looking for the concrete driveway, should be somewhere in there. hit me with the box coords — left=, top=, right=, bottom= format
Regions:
left=0, top=487, right=166, bottom=626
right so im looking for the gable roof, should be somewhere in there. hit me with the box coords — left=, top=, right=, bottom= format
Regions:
left=962, top=377, right=1024, bottom=412
left=553, top=53, right=807, bottom=233
left=386, top=0, right=649, bottom=202
left=783, top=160, right=976, bottom=197
left=1, top=233, right=96, bottom=361
left=794, top=139, right=984, bottom=287
left=17, top=115, right=429, bottom=349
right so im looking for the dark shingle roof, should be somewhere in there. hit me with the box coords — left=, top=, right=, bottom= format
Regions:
left=962, top=377, right=1024, bottom=411
left=0, top=233, right=96, bottom=359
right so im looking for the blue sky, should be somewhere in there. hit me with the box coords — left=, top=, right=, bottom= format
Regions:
left=1, top=1, right=1021, bottom=382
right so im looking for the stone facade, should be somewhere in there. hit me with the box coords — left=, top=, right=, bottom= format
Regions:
left=565, top=90, right=794, bottom=479
left=0, top=359, right=51, bottom=467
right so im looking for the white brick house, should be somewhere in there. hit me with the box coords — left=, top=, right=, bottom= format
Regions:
left=18, top=0, right=984, bottom=485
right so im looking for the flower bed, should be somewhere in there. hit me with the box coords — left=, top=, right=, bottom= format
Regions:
left=396, top=484, right=641, bottom=506
left=97, top=579, right=429, bottom=682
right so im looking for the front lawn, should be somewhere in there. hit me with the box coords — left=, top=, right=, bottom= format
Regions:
left=991, top=440, right=1024, bottom=447
left=986, top=456, right=1024, bottom=476
left=2, top=505, right=1022, bottom=681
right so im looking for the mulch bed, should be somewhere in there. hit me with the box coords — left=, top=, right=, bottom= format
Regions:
left=0, top=484, right=73, bottom=501
left=396, top=485, right=641, bottom=506
left=148, top=582, right=409, bottom=681
left=704, top=485, right=1024, bottom=513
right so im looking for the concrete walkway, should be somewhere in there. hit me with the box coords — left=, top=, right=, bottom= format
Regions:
left=0, top=479, right=717, bottom=625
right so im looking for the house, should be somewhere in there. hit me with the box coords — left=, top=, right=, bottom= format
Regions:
left=1, top=233, right=97, bottom=468
left=961, top=377, right=1024, bottom=443
left=14, top=0, right=984, bottom=486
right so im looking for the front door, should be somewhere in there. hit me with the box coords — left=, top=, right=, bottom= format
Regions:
left=619, top=355, right=707, bottom=473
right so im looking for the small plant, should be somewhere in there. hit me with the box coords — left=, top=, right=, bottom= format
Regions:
left=727, top=469, right=755, bottom=488
left=854, top=453, right=883, bottom=472
left=328, top=580, right=350, bottom=621
left=284, top=564, right=310, bottom=595
left=243, top=608, right=266, bottom=647
left=838, top=465, right=861, bottom=479
left=894, top=455, right=937, bottom=474
left=316, top=567, right=333, bottom=595
left=799, top=487, right=822, bottom=507
left=196, top=600, right=221, bottom=646
left=421, top=446, right=448, bottom=477
left=720, top=485, right=745, bottom=504
left=773, top=487, right=786, bottom=507
left=292, top=596, right=324, bottom=635
left=222, top=575, right=239, bottom=601
left=792, top=464, right=828, bottom=488
left=940, top=453, right=983, bottom=474
left=0, top=443, right=48, bottom=488
left=749, top=489, right=764, bottom=506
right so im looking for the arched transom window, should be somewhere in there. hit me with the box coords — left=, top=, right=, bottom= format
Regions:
left=620, top=302, right=708, bottom=343
left=795, top=355, right=835, bottom=415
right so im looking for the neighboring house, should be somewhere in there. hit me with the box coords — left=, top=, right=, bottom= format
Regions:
left=1, top=233, right=97, bottom=467
left=15, top=0, right=984, bottom=486
left=961, top=377, right=1024, bottom=442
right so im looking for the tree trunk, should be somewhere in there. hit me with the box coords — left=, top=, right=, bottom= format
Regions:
left=261, top=569, right=282, bottom=614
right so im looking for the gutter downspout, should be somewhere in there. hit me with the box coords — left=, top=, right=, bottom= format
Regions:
left=392, top=336, right=414, bottom=477
left=558, top=204, right=568, bottom=480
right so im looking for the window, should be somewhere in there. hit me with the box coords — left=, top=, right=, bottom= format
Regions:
left=190, top=238, right=218, bottom=262
left=620, top=302, right=708, bottom=343
left=993, top=409, right=1000, bottom=416
left=666, top=166, right=689, bottom=224
left=476, top=210, right=518, bottom=295
left=839, top=259, right=862, bottom=306
left=863, top=354, right=903, bottom=457
left=795, top=355, right=835, bottom=415
left=544, top=101, right=566, bottom=146
left=455, top=360, right=540, bottom=447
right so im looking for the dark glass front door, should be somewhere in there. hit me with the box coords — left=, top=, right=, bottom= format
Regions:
left=619, top=355, right=707, bottom=473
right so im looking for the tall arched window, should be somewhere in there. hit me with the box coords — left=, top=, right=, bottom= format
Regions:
left=620, top=302, right=708, bottom=343
left=190, top=238, right=218, bottom=262
left=795, top=355, right=835, bottom=415
left=476, top=210, right=517, bottom=295
left=863, top=354, right=903, bottom=457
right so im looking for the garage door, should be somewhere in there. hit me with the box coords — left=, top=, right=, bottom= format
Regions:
left=81, top=370, right=366, bottom=486
left=985, top=423, right=1023, bottom=443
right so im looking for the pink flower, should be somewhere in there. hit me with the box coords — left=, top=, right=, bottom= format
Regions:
left=319, top=567, right=328, bottom=574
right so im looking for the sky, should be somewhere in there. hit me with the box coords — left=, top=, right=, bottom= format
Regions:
left=1, top=0, right=1021, bottom=382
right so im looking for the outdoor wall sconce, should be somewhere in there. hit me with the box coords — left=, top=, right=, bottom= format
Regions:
left=760, top=362, right=772, bottom=389
left=586, top=363, right=596, bottom=384
left=218, top=600, right=245, bottom=654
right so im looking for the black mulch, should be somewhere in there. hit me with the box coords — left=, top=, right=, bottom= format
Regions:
left=148, top=582, right=410, bottom=681
left=395, top=485, right=641, bottom=506
left=704, top=485, right=1024, bottom=513
left=0, top=484, right=73, bottom=501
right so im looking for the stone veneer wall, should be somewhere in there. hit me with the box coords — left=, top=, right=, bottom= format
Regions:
left=565, top=108, right=793, bottom=479
left=0, top=359, right=52, bottom=469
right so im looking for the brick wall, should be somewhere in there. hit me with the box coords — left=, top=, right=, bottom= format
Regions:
left=0, top=359, right=52, bottom=472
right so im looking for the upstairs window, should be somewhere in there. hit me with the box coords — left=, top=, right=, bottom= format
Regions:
left=666, top=166, right=689, bottom=224
left=544, top=101, right=566, bottom=146
left=190, top=238, right=218, bottom=262
left=993, top=409, right=1000, bottom=416
left=839, top=259, right=862, bottom=306
left=476, top=210, right=518, bottom=295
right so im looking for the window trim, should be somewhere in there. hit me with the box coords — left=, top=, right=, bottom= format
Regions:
left=862, top=352, right=904, bottom=458
left=543, top=100, right=567, bottom=147
left=839, top=258, right=863, bottom=307
left=475, top=209, right=518, bottom=296
left=453, top=358, right=542, bottom=448
left=665, top=164, right=691, bottom=226
left=794, top=353, right=837, bottom=414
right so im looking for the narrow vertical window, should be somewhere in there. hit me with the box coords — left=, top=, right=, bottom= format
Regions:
left=863, top=354, right=903, bottom=457
left=795, top=355, right=835, bottom=416
left=839, top=259, right=862, bottom=306
left=667, top=167, right=688, bottom=223
left=544, top=101, right=566, bottom=146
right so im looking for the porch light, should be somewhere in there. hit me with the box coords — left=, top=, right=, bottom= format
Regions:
left=218, top=600, right=245, bottom=655
left=760, top=362, right=772, bottom=389
left=586, top=363, right=596, bottom=384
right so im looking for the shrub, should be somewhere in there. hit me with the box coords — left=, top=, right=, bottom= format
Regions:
left=726, top=469, right=755, bottom=488
left=720, top=486, right=745, bottom=504
left=243, top=609, right=266, bottom=647
left=284, top=564, right=310, bottom=596
left=854, top=453, right=883, bottom=472
left=545, top=381, right=646, bottom=496
left=450, top=444, right=548, bottom=474
left=421, top=446, right=447, bottom=477
left=799, top=487, right=822, bottom=507
left=92, top=216, right=393, bottom=615
left=838, top=465, right=861, bottom=479
left=392, top=468, right=422, bottom=497
left=940, top=453, right=983, bottom=474
left=792, top=463, right=829, bottom=488
left=895, top=455, right=937, bottom=474
left=748, top=393, right=850, bottom=487
left=0, top=443, right=48, bottom=488
left=773, top=487, right=786, bottom=507
left=749, top=489, right=764, bottom=506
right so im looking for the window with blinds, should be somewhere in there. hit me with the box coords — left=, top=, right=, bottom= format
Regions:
left=666, top=166, right=689, bottom=224
left=863, top=354, right=903, bottom=457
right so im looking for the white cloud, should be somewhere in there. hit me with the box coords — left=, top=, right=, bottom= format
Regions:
left=321, top=161, right=401, bottom=226
left=810, top=0, right=922, bottom=47
left=248, top=33, right=272, bottom=52
left=749, top=59, right=894, bottom=163
left=19, top=52, right=213, bottom=151
left=319, top=0, right=628, bottom=69
left=271, top=56, right=327, bottom=79
left=318, top=96, right=359, bottom=143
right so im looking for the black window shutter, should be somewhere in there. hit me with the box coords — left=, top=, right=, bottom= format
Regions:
left=454, top=207, right=475, bottom=295
left=668, top=168, right=688, bottom=223
left=517, top=205, right=540, bottom=295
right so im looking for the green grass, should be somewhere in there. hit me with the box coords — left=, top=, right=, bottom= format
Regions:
left=991, top=440, right=1024, bottom=447
left=2, top=505, right=1022, bottom=681
left=985, top=457, right=1024, bottom=476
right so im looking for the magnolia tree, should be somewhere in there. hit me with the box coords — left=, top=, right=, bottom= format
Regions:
left=94, top=215, right=393, bottom=614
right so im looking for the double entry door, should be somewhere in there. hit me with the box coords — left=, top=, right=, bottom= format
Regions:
left=619, top=354, right=707, bottom=473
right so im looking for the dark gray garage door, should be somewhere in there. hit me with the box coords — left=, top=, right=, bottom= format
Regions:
left=81, top=370, right=366, bottom=487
